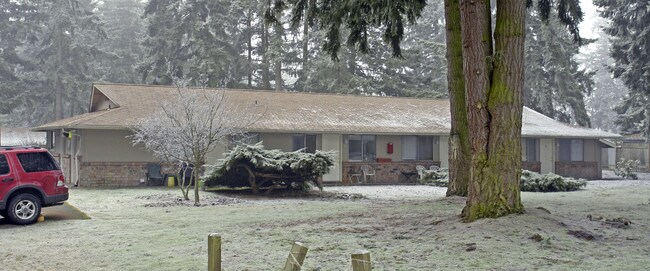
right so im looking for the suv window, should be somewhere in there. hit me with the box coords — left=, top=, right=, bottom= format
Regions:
left=17, top=152, right=59, bottom=173
left=0, top=154, right=9, bottom=175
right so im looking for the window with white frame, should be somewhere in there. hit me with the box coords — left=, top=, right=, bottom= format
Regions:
left=402, top=135, right=434, bottom=160
left=348, top=135, right=376, bottom=161
left=558, top=138, right=583, bottom=161
left=292, top=134, right=317, bottom=153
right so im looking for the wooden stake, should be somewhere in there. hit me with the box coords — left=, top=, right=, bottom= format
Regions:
left=283, top=242, right=308, bottom=271
left=208, top=233, right=221, bottom=271
left=351, top=250, right=371, bottom=271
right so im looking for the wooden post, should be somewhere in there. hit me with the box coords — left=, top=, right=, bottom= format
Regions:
left=283, top=242, right=308, bottom=271
left=208, top=233, right=221, bottom=271
left=351, top=250, right=371, bottom=271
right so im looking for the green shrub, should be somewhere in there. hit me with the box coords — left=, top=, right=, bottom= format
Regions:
left=204, top=142, right=335, bottom=190
left=418, top=168, right=449, bottom=187
left=420, top=168, right=587, bottom=192
left=520, top=170, right=586, bottom=192
left=614, top=158, right=640, bottom=180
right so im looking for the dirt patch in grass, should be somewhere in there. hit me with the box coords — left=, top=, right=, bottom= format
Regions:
left=136, top=192, right=243, bottom=207
left=138, top=189, right=365, bottom=207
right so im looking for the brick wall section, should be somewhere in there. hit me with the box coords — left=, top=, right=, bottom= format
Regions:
left=521, top=161, right=541, bottom=173
left=79, top=162, right=176, bottom=187
left=342, top=161, right=441, bottom=184
left=555, top=161, right=601, bottom=180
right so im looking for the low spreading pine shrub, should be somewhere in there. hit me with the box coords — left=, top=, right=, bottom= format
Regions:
left=520, top=170, right=586, bottom=192
left=204, top=142, right=335, bottom=191
left=420, top=168, right=587, bottom=192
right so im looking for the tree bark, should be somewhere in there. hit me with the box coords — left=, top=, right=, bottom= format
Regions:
left=54, top=29, right=64, bottom=121
left=261, top=21, right=271, bottom=89
left=274, top=23, right=284, bottom=91
left=247, top=13, right=253, bottom=88
left=193, top=161, right=203, bottom=206
left=444, top=0, right=470, bottom=197
left=297, top=4, right=310, bottom=91
left=461, top=0, right=525, bottom=222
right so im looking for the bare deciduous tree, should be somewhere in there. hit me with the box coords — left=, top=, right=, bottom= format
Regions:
left=131, top=79, right=264, bottom=205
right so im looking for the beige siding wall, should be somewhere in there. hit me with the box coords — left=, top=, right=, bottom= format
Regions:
left=81, top=129, right=157, bottom=163
left=207, top=143, right=228, bottom=163
left=584, top=139, right=601, bottom=167
left=439, top=136, right=449, bottom=168
left=259, top=133, right=293, bottom=151
left=376, top=135, right=402, bottom=161
left=432, top=136, right=441, bottom=161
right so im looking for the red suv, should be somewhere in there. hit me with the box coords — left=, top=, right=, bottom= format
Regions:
left=0, top=146, right=69, bottom=225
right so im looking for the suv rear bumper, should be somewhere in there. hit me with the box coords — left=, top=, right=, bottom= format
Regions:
left=43, top=193, right=69, bottom=206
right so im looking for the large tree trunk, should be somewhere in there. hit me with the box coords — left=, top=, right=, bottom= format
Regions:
left=247, top=14, right=253, bottom=88
left=444, top=0, right=470, bottom=197
left=297, top=4, right=310, bottom=91
left=261, top=22, right=271, bottom=89
left=54, top=31, right=64, bottom=121
left=460, top=0, right=525, bottom=222
left=273, top=23, right=284, bottom=91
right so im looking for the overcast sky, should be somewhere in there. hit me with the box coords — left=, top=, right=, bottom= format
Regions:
left=579, top=0, right=600, bottom=39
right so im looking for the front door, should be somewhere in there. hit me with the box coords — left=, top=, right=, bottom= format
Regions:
left=321, top=134, right=342, bottom=182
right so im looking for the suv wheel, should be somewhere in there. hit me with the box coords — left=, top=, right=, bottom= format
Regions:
left=7, top=194, right=41, bottom=225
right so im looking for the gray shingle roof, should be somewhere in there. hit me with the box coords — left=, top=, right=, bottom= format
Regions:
left=34, top=83, right=621, bottom=138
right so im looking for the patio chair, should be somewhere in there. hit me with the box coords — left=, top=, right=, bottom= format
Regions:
left=348, top=170, right=362, bottom=184
left=360, top=165, right=376, bottom=183
left=146, top=163, right=165, bottom=186
left=416, top=165, right=426, bottom=180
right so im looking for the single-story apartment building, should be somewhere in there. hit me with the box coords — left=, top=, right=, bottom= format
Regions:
left=34, top=83, right=621, bottom=187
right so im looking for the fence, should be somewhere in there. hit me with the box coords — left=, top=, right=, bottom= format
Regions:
left=617, top=141, right=650, bottom=172
left=207, top=233, right=372, bottom=271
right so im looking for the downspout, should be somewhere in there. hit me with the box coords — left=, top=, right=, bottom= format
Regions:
left=73, top=132, right=81, bottom=187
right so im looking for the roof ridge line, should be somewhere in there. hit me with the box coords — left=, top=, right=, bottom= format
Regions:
left=92, top=82, right=447, bottom=102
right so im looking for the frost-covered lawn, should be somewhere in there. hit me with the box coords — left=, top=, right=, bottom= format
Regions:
left=1, top=177, right=650, bottom=270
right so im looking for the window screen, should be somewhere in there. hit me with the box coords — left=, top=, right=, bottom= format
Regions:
left=348, top=135, right=375, bottom=161
left=292, top=134, right=305, bottom=151
left=417, top=136, right=434, bottom=160
left=558, top=139, right=571, bottom=161
left=0, top=155, right=9, bottom=175
left=348, top=135, right=362, bottom=161
left=570, top=139, right=584, bottom=161
left=362, top=135, right=376, bottom=161
left=293, top=134, right=317, bottom=153
left=17, top=152, right=59, bottom=173
left=558, top=139, right=583, bottom=162
left=402, top=136, right=433, bottom=160
left=305, top=134, right=317, bottom=153
left=402, top=136, right=417, bottom=160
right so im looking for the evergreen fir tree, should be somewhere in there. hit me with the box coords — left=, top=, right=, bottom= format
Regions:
left=595, top=0, right=650, bottom=138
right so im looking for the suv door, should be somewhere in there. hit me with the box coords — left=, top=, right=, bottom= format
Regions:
left=15, top=151, right=60, bottom=195
left=0, top=154, right=16, bottom=208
